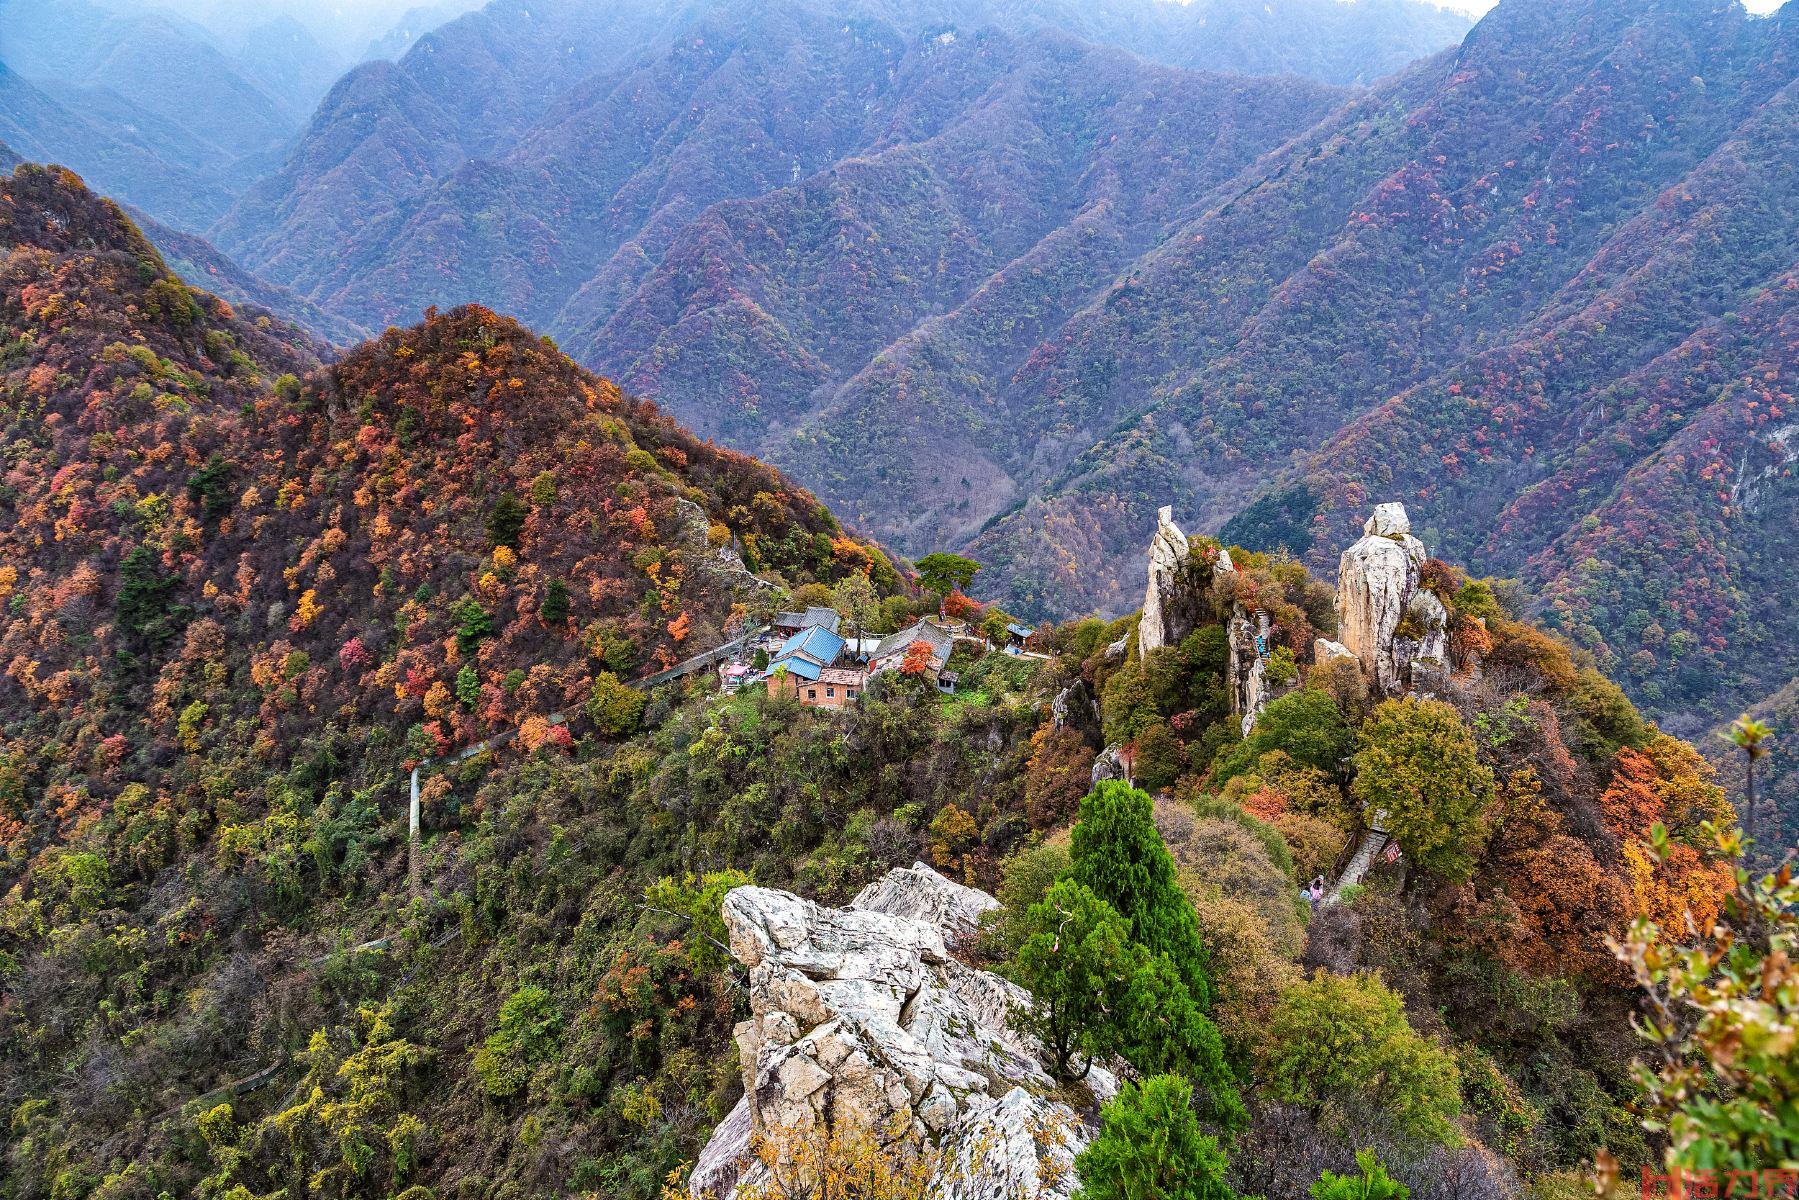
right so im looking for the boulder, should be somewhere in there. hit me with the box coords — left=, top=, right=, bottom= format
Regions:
left=1212, top=541, right=1239, bottom=591
left=1365, top=501, right=1413, bottom=538
left=691, top=869, right=1105, bottom=1199
left=1138, top=506, right=1192, bottom=660
left=1336, top=526, right=1417, bottom=696
left=1091, top=743, right=1127, bottom=786
left=939, top=1087, right=1084, bottom=1200
left=1314, top=638, right=1355, bottom=664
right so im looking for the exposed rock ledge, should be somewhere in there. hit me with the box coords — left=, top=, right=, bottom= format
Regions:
left=689, top=864, right=1108, bottom=1199
left=850, top=860, right=999, bottom=948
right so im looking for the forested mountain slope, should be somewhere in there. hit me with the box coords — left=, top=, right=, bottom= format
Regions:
left=0, top=0, right=520, bottom=240
left=0, top=160, right=910, bottom=1199
left=207, top=0, right=1464, bottom=327
left=0, top=167, right=1751, bottom=1194
left=944, top=0, right=1797, bottom=740
left=558, top=19, right=1344, bottom=455
left=365, top=0, right=492, bottom=61
left=0, top=0, right=324, bottom=225
left=0, top=61, right=236, bottom=229
left=0, top=0, right=299, bottom=161
left=0, top=161, right=886, bottom=879
left=124, top=208, right=370, bottom=348
left=1027, top=0, right=1471, bottom=82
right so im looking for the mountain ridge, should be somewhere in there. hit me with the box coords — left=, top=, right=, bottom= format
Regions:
left=0, top=59, right=237, bottom=229
left=949, top=0, right=1798, bottom=725
left=0, top=160, right=887, bottom=839
left=206, top=0, right=1469, bottom=317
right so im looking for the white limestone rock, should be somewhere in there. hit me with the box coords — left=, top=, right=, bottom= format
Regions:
left=1395, top=590, right=1450, bottom=699
left=1227, top=613, right=1269, bottom=737
left=1139, top=506, right=1193, bottom=660
left=723, top=885, right=946, bottom=989
left=1212, top=541, right=1239, bottom=591
left=1314, top=638, right=1355, bottom=664
left=690, top=1096, right=754, bottom=1199
left=1365, top=501, right=1412, bottom=539
left=692, top=873, right=1099, bottom=1199
left=1335, top=502, right=1440, bottom=697
left=938, top=1087, right=1083, bottom=1200
left=1336, top=529, right=1417, bottom=697
left=1091, top=743, right=1127, bottom=786
left=852, top=861, right=1000, bottom=948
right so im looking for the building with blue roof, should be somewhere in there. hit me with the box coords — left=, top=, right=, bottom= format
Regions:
left=1003, top=621, right=1037, bottom=654
left=760, top=624, right=847, bottom=684
left=761, top=622, right=866, bottom=706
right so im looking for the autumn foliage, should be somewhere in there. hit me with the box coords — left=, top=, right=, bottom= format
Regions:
left=899, top=640, right=935, bottom=676
left=0, top=164, right=885, bottom=872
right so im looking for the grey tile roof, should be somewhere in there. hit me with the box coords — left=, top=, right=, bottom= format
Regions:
left=872, top=619, right=953, bottom=670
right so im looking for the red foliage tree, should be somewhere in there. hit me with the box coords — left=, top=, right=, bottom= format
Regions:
left=899, top=640, right=935, bottom=676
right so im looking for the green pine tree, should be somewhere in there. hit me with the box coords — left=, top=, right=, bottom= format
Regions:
left=1070, top=780, right=1215, bottom=1007
left=1073, top=1074, right=1236, bottom=1200
left=1012, top=879, right=1138, bottom=1079
left=1123, top=950, right=1245, bottom=1129
left=1311, top=1151, right=1410, bottom=1200
left=539, top=578, right=570, bottom=624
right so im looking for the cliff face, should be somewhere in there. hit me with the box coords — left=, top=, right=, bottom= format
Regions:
left=691, top=863, right=1110, bottom=1200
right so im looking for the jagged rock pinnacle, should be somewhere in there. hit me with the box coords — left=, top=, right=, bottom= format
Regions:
left=1335, top=502, right=1448, bottom=698
left=1138, top=505, right=1192, bottom=660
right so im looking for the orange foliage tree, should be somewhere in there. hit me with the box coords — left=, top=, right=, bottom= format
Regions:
left=899, top=640, right=935, bottom=676
left=1598, top=737, right=1735, bottom=935
left=939, top=590, right=982, bottom=621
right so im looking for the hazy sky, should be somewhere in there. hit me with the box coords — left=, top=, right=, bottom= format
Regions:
left=86, top=0, right=1798, bottom=57
left=109, top=0, right=1799, bottom=22
left=1441, top=0, right=1788, bottom=11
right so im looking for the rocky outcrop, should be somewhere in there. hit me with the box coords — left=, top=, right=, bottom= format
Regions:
left=1138, top=506, right=1192, bottom=660
left=1050, top=678, right=1101, bottom=745
left=1335, top=503, right=1447, bottom=698
left=1227, top=613, right=1270, bottom=736
left=1091, top=743, right=1128, bottom=786
left=690, top=866, right=1104, bottom=1199
left=850, top=861, right=999, bottom=948
left=1211, top=540, right=1239, bottom=588
left=674, top=496, right=778, bottom=595
left=1397, top=590, right=1451, bottom=699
